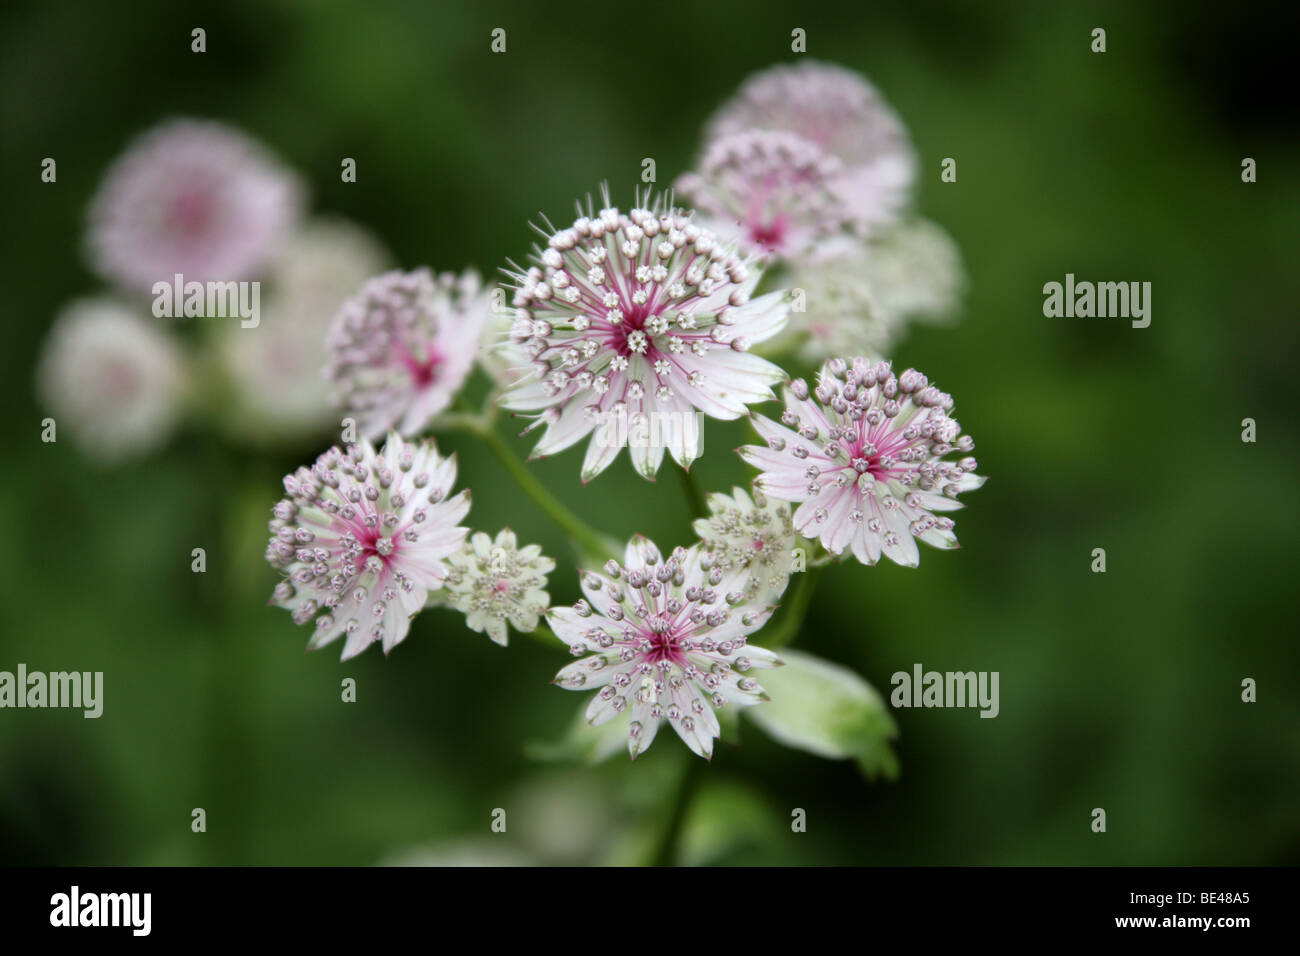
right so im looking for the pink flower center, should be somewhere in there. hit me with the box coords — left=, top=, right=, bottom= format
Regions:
left=168, top=186, right=215, bottom=238
left=748, top=214, right=788, bottom=251
left=96, top=358, right=140, bottom=402
left=844, top=418, right=921, bottom=482
left=643, top=618, right=687, bottom=666
left=745, top=180, right=791, bottom=252
left=402, top=349, right=444, bottom=388
left=608, top=304, right=654, bottom=357
left=350, top=524, right=397, bottom=572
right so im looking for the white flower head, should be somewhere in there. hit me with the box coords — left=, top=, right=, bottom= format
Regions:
left=857, top=218, right=966, bottom=326
left=499, top=187, right=792, bottom=481
left=445, top=529, right=555, bottom=646
left=267, top=432, right=471, bottom=660
left=326, top=268, right=491, bottom=440
left=740, top=359, right=984, bottom=567
left=548, top=535, right=781, bottom=760
left=36, top=298, right=186, bottom=463
left=693, top=486, right=797, bottom=604
left=705, top=60, right=915, bottom=230
left=772, top=221, right=966, bottom=363
left=778, top=239, right=898, bottom=363
left=87, top=118, right=303, bottom=291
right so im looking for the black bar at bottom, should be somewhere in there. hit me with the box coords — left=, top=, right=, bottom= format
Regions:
left=0, top=865, right=1290, bottom=941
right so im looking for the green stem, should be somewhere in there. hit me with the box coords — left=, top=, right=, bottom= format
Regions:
left=426, top=411, right=488, bottom=433
left=763, top=564, right=823, bottom=648
left=474, top=424, right=620, bottom=563
left=676, top=466, right=707, bottom=520
left=650, top=758, right=703, bottom=867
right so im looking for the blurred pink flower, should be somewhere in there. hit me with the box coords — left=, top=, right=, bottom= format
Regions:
left=36, top=297, right=186, bottom=462
left=87, top=118, right=303, bottom=290
left=704, top=60, right=915, bottom=232
left=675, top=130, right=855, bottom=262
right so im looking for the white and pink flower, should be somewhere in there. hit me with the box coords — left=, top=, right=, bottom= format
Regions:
left=267, top=432, right=470, bottom=660
left=498, top=190, right=791, bottom=481
left=326, top=268, right=491, bottom=440
left=740, top=358, right=984, bottom=567
left=549, top=535, right=781, bottom=760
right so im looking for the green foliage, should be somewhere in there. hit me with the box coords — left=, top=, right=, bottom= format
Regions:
left=747, top=650, right=899, bottom=780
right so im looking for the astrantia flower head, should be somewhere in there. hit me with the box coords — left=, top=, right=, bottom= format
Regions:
left=36, top=298, right=186, bottom=463
left=693, top=486, right=797, bottom=604
left=705, top=60, right=915, bottom=229
left=326, top=268, right=491, bottom=440
left=499, top=188, right=792, bottom=481
left=445, top=529, right=555, bottom=646
left=548, top=536, right=781, bottom=759
left=267, top=432, right=471, bottom=660
left=675, top=131, right=854, bottom=262
left=740, top=359, right=984, bottom=567
left=87, top=118, right=303, bottom=290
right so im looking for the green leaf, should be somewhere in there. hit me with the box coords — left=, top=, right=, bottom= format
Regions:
left=747, top=649, right=900, bottom=780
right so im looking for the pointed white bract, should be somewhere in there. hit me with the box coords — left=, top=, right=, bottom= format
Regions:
left=676, top=130, right=857, bottom=262
left=36, top=298, right=186, bottom=462
left=549, top=536, right=781, bottom=760
left=693, top=486, right=797, bottom=604
left=740, top=359, right=984, bottom=567
left=445, top=529, right=554, bottom=646
left=267, top=432, right=470, bottom=660
left=326, top=268, right=491, bottom=440
left=497, top=190, right=791, bottom=481
left=704, top=60, right=915, bottom=233
left=86, top=118, right=303, bottom=291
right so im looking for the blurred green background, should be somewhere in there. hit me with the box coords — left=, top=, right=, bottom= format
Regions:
left=2, top=0, right=1297, bottom=865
